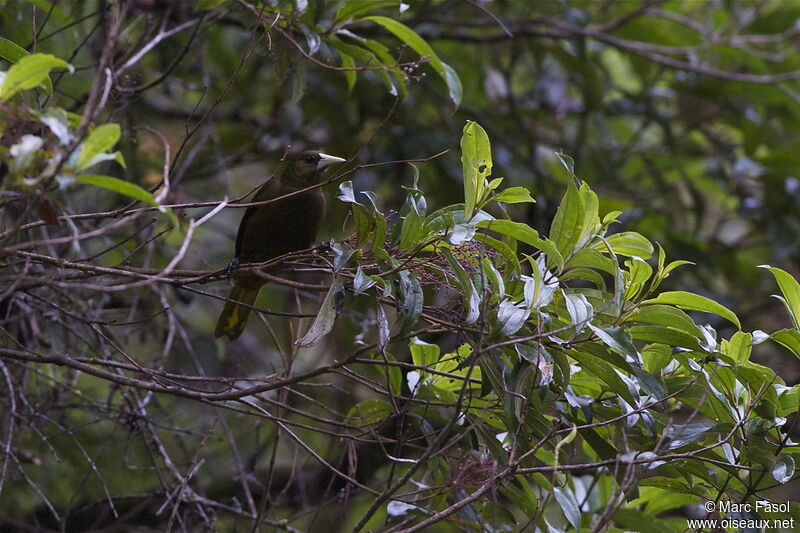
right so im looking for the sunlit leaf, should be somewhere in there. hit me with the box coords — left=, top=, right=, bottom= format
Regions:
left=335, top=0, right=399, bottom=23
left=492, top=186, right=535, bottom=204
left=460, top=120, right=492, bottom=220
left=77, top=124, right=121, bottom=171
left=643, top=291, right=741, bottom=329
left=760, top=265, right=800, bottom=329
left=600, top=231, right=654, bottom=259
left=0, top=53, right=70, bottom=100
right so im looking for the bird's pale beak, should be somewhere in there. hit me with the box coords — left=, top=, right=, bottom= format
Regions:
left=317, top=153, right=346, bottom=169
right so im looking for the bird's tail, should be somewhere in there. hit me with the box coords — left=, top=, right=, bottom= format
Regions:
left=215, top=283, right=259, bottom=340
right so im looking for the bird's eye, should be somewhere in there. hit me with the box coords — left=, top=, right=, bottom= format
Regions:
left=303, top=155, right=315, bottom=163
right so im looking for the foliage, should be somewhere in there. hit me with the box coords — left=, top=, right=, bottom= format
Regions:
left=1, top=1, right=800, bottom=532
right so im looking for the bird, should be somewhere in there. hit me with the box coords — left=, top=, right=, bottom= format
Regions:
left=214, top=150, right=346, bottom=340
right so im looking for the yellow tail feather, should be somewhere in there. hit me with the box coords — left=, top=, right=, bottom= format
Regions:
left=214, top=283, right=259, bottom=340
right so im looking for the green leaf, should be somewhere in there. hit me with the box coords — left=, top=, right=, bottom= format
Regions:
left=0, top=38, right=29, bottom=63
left=492, top=186, right=535, bottom=204
left=335, top=0, right=399, bottom=23
left=569, top=347, right=637, bottom=406
left=338, top=50, right=356, bottom=92
left=664, top=423, right=715, bottom=450
left=410, top=337, right=440, bottom=367
left=663, top=259, right=693, bottom=277
left=363, top=15, right=461, bottom=106
left=397, top=270, right=423, bottom=329
left=613, top=509, right=679, bottom=533
left=760, top=265, right=800, bottom=329
left=77, top=124, right=121, bottom=171
left=353, top=266, right=376, bottom=295
left=566, top=247, right=616, bottom=275
left=442, top=248, right=481, bottom=324
left=360, top=38, right=407, bottom=100
left=327, top=36, right=399, bottom=97
left=481, top=256, right=505, bottom=300
left=555, top=152, right=575, bottom=176
left=372, top=211, right=388, bottom=258
left=576, top=182, right=600, bottom=248
left=549, top=181, right=582, bottom=260
left=460, top=120, right=492, bottom=220
left=441, top=61, right=463, bottom=110
left=75, top=174, right=158, bottom=209
left=624, top=256, right=653, bottom=300
left=599, top=231, right=654, bottom=259
left=473, top=232, right=520, bottom=274
left=560, top=267, right=606, bottom=291
left=642, top=291, right=741, bottom=329
left=477, top=219, right=563, bottom=271
left=553, top=486, right=581, bottom=531
left=345, top=399, right=391, bottom=426
left=623, top=305, right=702, bottom=338
left=771, top=328, right=800, bottom=359
left=296, top=277, right=344, bottom=347
left=76, top=174, right=178, bottom=228
left=352, top=203, right=376, bottom=245
left=0, top=53, right=69, bottom=101
left=383, top=351, right=402, bottom=393
left=628, top=325, right=701, bottom=350
left=398, top=194, right=425, bottom=250
left=588, top=324, right=638, bottom=360
left=580, top=427, right=618, bottom=460
left=722, top=331, right=752, bottom=364
left=19, top=0, right=69, bottom=22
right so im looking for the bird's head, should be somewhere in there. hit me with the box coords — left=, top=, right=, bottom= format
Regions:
left=282, top=150, right=346, bottom=188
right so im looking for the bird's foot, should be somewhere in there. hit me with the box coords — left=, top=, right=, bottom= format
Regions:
left=225, top=257, right=240, bottom=277
left=314, top=240, right=332, bottom=253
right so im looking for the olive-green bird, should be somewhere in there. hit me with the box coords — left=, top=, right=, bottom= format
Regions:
left=214, top=150, right=346, bottom=340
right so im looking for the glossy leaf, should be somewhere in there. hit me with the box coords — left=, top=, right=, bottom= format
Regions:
left=771, top=328, right=800, bottom=359
left=1, top=53, right=70, bottom=100
left=335, top=0, right=399, bottom=23
left=553, top=487, right=581, bottom=531
left=772, top=455, right=795, bottom=484
left=664, top=423, right=715, bottom=450
left=760, top=265, right=800, bottom=329
left=722, top=331, right=752, bottom=364
left=493, top=186, right=535, bottom=205
left=497, top=300, right=528, bottom=336
left=623, top=305, right=702, bottom=338
left=363, top=16, right=462, bottom=106
left=353, top=266, right=376, bottom=295
left=549, top=181, right=582, bottom=260
left=77, top=124, right=121, bottom=171
left=600, top=231, right=654, bottom=259
left=460, top=120, right=492, bottom=220
left=643, top=291, right=741, bottom=329
left=75, top=175, right=164, bottom=213
left=0, top=39, right=53, bottom=94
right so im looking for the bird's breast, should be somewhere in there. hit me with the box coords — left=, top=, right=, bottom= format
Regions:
left=236, top=189, right=325, bottom=264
